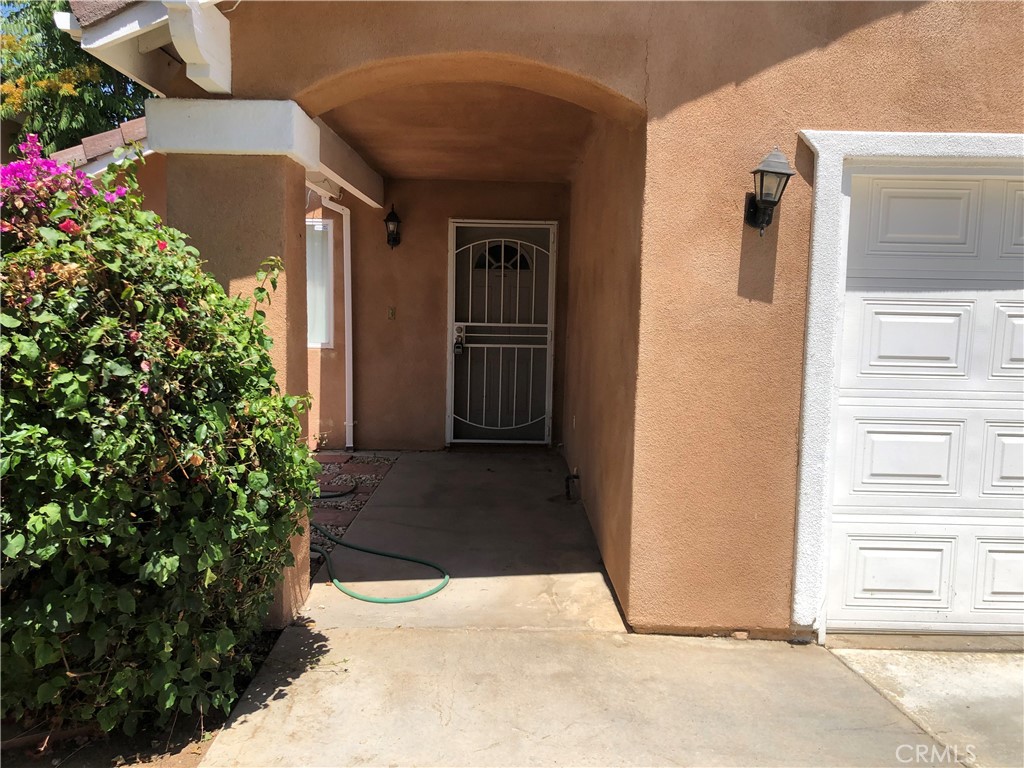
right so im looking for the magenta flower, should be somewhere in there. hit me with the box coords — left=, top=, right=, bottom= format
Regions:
left=115, top=186, right=127, bottom=198
left=157, top=240, right=168, bottom=251
left=140, top=382, right=150, bottom=395
left=127, top=330, right=141, bottom=343
left=27, top=269, right=36, bottom=279
left=58, top=219, right=81, bottom=235
left=141, top=360, right=151, bottom=372
left=104, top=191, right=118, bottom=203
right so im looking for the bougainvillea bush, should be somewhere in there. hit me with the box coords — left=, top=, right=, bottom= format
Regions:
left=0, top=136, right=319, bottom=735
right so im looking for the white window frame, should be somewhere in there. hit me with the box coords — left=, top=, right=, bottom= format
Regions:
left=305, top=218, right=335, bottom=349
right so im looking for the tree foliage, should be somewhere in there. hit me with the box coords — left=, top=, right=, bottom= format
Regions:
left=0, top=137, right=319, bottom=735
left=1, top=0, right=151, bottom=154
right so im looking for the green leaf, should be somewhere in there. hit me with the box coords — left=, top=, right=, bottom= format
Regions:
left=3, top=533, right=26, bottom=558
left=116, top=590, right=135, bottom=614
left=214, top=628, right=235, bottom=654
left=37, top=227, right=64, bottom=245
left=96, top=706, right=120, bottom=732
left=15, top=338, right=40, bottom=361
left=0, top=313, right=21, bottom=328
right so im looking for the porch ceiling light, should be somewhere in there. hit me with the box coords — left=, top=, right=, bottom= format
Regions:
left=744, top=147, right=796, bottom=236
left=384, top=205, right=402, bottom=249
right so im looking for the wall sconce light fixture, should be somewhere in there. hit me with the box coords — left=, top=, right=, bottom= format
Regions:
left=384, top=204, right=402, bottom=249
left=745, top=147, right=796, bottom=236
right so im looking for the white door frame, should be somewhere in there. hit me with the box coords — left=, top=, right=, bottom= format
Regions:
left=793, top=130, right=1024, bottom=643
left=445, top=219, right=558, bottom=445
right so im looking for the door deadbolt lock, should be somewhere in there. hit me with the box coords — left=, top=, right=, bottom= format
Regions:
left=454, top=340, right=464, bottom=355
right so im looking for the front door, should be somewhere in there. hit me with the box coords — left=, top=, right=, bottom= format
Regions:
left=446, top=220, right=557, bottom=444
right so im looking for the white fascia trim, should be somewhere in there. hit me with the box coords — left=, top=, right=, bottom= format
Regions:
left=81, top=141, right=153, bottom=178
left=79, top=2, right=169, bottom=50
left=146, top=99, right=320, bottom=172
left=53, top=12, right=82, bottom=42
left=792, top=130, right=1024, bottom=642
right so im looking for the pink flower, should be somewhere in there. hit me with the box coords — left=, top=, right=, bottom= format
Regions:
left=140, top=382, right=150, bottom=395
left=115, top=186, right=127, bottom=198
left=141, top=360, right=151, bottom=372
left=127, top=330, right=141, bottom=343
left=104, top=191, right=118, bottom=203
left=58, top=219, right=81, bottom=235
left=27, top=269, right=36, bottom=279
left=157, top=240, right=167, bottom=251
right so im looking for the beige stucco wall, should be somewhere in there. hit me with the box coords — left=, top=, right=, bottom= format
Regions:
left=134, top=152, right=167, bottom=220
left=339, top=180, right=569, bottom=450
left=165, top=154, right=311, bottom=626
left=627, top=0, right=1024, bottom=636
left=155, top=1, right=1023, bottom=635
left=561, top=117, right=646, bottom=612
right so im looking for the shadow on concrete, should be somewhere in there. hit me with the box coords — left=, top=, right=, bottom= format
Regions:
left=320, top=449, right=603, bottom=583
left=217, top=626, right=331, bottom=725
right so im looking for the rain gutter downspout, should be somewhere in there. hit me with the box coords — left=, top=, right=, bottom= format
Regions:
left=319, top=196, right=355, bottom=451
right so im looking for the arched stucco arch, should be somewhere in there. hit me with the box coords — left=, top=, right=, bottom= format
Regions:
left=296, top=52, right=646, bottom=127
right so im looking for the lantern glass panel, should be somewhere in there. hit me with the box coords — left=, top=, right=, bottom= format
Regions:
left=760, top=172, right=788, bottom=203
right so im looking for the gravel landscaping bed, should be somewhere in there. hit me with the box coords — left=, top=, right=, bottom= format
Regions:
left=309, top=453, right=397, bottom=582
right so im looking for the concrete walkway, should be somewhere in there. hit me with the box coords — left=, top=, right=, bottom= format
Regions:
left=202, top=451, right=952, bottom=767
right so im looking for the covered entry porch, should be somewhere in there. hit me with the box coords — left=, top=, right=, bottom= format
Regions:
left=309, top=449, right=624, bottom=631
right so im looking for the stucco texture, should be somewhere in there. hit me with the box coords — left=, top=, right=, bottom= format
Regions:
left=165, top=154, right=312, bottom=624
left=152, top=1, right=1023, bottom=635
left=562, top=116, right=646, bottom=612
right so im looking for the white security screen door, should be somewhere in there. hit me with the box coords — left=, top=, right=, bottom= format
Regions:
left=446, top=221, right=557, bottom=444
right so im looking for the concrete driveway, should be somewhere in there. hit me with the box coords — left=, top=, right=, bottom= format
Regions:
left=200, top=451, right=972, bottom=767
left=831, top=647, right=1024, bottom=768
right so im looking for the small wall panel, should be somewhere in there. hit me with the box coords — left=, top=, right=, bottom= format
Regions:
left=990, top=302, right=1024, bottom=379
left=859, top=299, right=972, bottom=378
left=868, top=180, right=981, bottom=255
left=852, top=420, right=963, bottom=495
left=846, top=535, right=955, bottom=608
left=1000, top=182, right=1024, bottom=260
left=973, top=538, right=1024, bottom=610
left=981, top=422, right=1024, bottom=496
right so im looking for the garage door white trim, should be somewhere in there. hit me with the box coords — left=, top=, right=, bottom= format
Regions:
left=793, top=131, right=1024, bottom=642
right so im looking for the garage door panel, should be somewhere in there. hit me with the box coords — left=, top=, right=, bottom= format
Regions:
left=990, top=301, right=1024, bottom=378
left=828, top=520, right=1024, bottom=630
left=998, top=181, right=1024, bottom=261
left=842, top=291, right=1023, bottom=393
left=829, top=170, right=1024, bottom=634
left=981, top=422, right=1024, bottom=497
left=973, top=538, right=1024, bottom=611
left=849, top=176, right=1024, bottom=281
left=844, top=535, right=955, bottom=608
left=835, top=408, right=1021, bottom=512
left=858, top=299, right=973, bottom=378
left=867, top=179, right=981, bottom=255
left=852, top=419, right=964, bottom=495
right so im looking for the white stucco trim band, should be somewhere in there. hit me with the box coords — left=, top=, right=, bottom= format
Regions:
left=792, top=130, right=1024, bottom=642
left=146, top=99, right=384, bottom=209
left=147, top=99, right=320, bottom=170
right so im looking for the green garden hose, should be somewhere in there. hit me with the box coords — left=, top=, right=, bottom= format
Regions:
left=309, top=520, right=450, bottom=603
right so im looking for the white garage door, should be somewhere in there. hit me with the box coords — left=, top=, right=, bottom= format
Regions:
left=828, top=170, right=1024, bottom=632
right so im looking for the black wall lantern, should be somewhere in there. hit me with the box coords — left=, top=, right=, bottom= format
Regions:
left=384, top=205, right=402, bottom=249
left=744, top=147, right=796, bottom=236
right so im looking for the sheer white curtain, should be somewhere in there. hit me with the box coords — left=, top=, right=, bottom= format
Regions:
left=305, top=220, right=333, bottom=347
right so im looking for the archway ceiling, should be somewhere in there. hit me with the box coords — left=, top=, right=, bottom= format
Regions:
left=319, top=82, right=594, bottom=183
